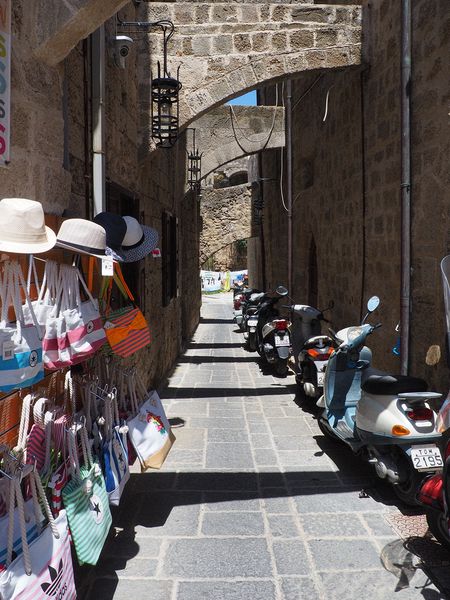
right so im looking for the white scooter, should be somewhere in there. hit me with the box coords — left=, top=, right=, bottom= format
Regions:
left=318, top=296, right=443, bottom=505
left=288, top=302, right=336, bottom=400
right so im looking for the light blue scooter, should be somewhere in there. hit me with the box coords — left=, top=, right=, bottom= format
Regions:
left=318, top=296, right=443, bottom=505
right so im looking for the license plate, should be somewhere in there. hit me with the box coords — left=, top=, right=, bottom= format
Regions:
left=411, top=445, right=443, bottom=471
left=275, top=335, right=290, bottom=347
left=317, top=372, right=325, bottom=386
left=248, top=319, right=258, bottom=326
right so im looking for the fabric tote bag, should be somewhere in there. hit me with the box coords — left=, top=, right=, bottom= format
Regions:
left=102, top=265, right=151, bottom=357
left=23, top=258, right=59, bottom=328
left=0, top=472, right=75, bottom=600
left=101, top=388, right=130, bottom=506
left=62, top=425, right=112, bottom=566
left=0, top=261, right=44, bottom=392
left=62, top=265, right=107, bottom=364
left=126, top=371, right=175, bottom=471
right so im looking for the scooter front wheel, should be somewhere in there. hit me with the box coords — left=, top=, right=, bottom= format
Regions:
left=426, top=509, right=450, bottom=550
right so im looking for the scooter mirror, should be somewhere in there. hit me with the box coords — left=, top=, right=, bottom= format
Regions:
left=367, top=296, right=380, bottom=313
left=275, top=285, right=289, bottom=297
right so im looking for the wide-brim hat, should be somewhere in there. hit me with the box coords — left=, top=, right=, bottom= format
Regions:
left=93, top=212, right=127, bottom=262
left=56, top=219, right=107, bottom=259
left=0, top=198, right=57, bottom=254
left=113, top=216, right=159, bottom=263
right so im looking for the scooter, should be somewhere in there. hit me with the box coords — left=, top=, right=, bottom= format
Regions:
left=255, top=286, right=291, bottom=376
left=242, top=291, right=265, bottom=351
left=318, top=296, right=443, bottom=505
left=416, top=255, right=450, bottom=544
left=234, top=288, right=260, bottom=332
left=288, top=302, right=336, bottom=399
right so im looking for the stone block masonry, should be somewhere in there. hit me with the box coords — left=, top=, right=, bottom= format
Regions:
left=140, top=1, right=361, bottom=149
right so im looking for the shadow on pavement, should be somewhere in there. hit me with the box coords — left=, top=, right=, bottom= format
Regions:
left=162, top=386, right=295, bottom=398
left=187, top=342, right=243, bottom=349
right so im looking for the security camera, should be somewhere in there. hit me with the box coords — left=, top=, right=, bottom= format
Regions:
left=113, top=35, right=134, bottom=68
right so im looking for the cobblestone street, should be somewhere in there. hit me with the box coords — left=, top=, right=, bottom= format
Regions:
left=82, top=294, right=450, bottom=599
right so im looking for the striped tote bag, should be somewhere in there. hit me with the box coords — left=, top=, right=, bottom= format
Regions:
left=101, top=265, right=150, bottom=357
left=61, top=426, right=112, bottom=566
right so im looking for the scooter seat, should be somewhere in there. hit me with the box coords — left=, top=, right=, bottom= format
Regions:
left=361, top=374, right=428, bottom=395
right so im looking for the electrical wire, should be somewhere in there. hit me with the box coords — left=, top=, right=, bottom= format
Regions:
left=229, top=84, right=279, bottom=154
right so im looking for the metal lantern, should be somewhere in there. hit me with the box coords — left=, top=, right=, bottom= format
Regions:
left=187, top=128, right=202, bottom=192
left=151, top=25, right=182, bottom=148
left=116, top=16, right=181, bottom=148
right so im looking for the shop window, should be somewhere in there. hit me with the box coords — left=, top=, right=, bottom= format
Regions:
left=106, top=182, right=142, bottom=307
left=162, top=211, right=178, bottom=307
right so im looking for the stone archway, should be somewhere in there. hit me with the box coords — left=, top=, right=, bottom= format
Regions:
left=141, top=2, right=361, bottom=150
left=191, top=105, right=285, bottom=181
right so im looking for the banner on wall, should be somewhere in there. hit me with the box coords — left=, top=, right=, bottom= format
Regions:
left=0, top=0, right=11, bottom=166
left=200, top=270, right=248, bottom=292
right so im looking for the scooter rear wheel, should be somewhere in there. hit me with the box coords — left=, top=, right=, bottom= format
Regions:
left=391, top=469, right=425, bottom=507
left=426, top=509, right=450, bottom=550
left=317, top=418, right=345, bottom=445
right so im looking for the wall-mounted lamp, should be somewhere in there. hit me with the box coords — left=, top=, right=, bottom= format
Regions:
left=117, top=17, right=182, bottom=148
left=186, top=128, right=203, bottom=193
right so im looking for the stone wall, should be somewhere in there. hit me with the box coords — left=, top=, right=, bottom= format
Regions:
left=200, top=183, right=252, bottom=263
left=256, top=0, right=450, bottom=388
left=1, top=2, right=201, bottom=392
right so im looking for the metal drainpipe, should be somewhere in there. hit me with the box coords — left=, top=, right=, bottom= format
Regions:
left=286, top=79, right=293, bottom=293
left=400, top=0, right=412, bottom=375
left=91, top=25, right=106, bottom=218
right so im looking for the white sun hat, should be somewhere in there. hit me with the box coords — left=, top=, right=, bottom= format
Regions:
left=114, top=216, right=159, bottom=263
left=0, top=198, right=57, bottom=254
left=55, top=218, right=107, bottom=258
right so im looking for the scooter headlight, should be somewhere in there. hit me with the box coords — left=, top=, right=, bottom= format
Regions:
left=347, top=326, right=364, bottom=341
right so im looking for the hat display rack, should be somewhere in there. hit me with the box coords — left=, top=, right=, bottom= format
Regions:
left=0, top=198, right=159, bottom=446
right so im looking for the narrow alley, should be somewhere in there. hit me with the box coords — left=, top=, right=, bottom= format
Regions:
left=80, top=294, right=448, bottom=600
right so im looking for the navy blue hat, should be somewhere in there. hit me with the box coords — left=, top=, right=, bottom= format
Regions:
left=93, top=212, right=127, bottom=261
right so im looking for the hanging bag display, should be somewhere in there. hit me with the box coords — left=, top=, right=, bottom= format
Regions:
left=0, top=261, right=44, bottom=392
left=101, top=265, right=151, bottom=357
left=41, top=268, right=71, bottom=371
left=126, top=370, right=175, bottom=471
left=0, top=467, right=76, bottom=600
left=62, top=423, right=112, bottom=566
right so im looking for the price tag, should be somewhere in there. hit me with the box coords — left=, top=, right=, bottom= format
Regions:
left=101, top=257, right=114, bottom=276
left=3, top=341, right=14, bottom=361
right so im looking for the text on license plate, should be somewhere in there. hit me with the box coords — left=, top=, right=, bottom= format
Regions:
left=317, top=372, right=325, bottom=386
left=275, top=335, right=290, bottom=347
left=411, top=445, right=443, bottom=471
left=248, top=319, right=258, bottom=326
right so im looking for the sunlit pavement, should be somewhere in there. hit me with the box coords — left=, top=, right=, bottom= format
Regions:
left=81, top=293, right=450, bottom=599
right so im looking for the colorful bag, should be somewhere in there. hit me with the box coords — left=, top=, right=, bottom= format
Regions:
left=63, top=265, right=107, bottom=364
left=101, top=387, right=130, bottom=506
left=23, top=258, right=59, bottom=328
left=0, top=472, right=75, bottom=600
left=0, top=262, right=44, bottom=392
left=102, top=266, right=150, bottom=357
left=126, top=370, right=175, bottom=471
left=62, top=424, right=112, bottom=566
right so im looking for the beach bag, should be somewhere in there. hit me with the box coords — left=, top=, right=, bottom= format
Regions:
left=62, top=265, right=107, bottom=364
left=41, top=268, right=71, bottom=371
left=102, top=387, right=130, bottom=506
left=102, top=266, right=150, bottom=357
left=0, top=262, right=44, bottom=392
left=0, top=469, right=75, bottom=600
left=126, top=370, right=175, bottom=471
left=62, top=424, right=112, bottom=566
left=23, top=258, right=59, bottom=328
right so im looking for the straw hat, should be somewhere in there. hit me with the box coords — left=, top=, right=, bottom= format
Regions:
left=56, top=219, right=107, bottom=258
left=0, top=198, right=57, bottom=254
